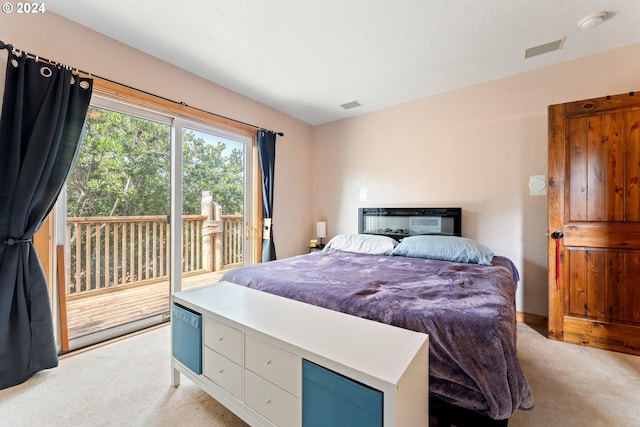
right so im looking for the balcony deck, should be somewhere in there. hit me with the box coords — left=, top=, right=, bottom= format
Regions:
left=66, top=269, right=232, bottom=340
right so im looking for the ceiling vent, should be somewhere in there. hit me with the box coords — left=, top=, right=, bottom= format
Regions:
left=340, top=101, right=361, bottom=110
left=524, top=38, right=565, bottom=59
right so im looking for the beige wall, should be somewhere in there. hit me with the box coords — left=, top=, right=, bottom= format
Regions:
left=313, top=43, right=640, bottom=316
left=1, top=12, right=314, bottom=259
left=5, top=12, right=640, bottom=316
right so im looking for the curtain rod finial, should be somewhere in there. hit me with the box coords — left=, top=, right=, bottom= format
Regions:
left=0, top=41, right=13, bottom=51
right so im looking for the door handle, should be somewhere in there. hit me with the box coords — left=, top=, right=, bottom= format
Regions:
left=551, top=231, right=563, bottom=290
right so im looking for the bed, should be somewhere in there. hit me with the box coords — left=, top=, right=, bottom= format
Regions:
left=222, top=208, right=533, bottom=425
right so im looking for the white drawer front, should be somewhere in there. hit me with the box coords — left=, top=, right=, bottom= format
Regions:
left=245, top=369, right=298, bottom=427
left=245, top=334, right=299, bottom=396
left=204, top=317, right=242, bottom=364
left=203, top=347, right=242, bottom=399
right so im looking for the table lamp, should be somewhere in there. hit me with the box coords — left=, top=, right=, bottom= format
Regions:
left=316, top=221, right=326, bottom=249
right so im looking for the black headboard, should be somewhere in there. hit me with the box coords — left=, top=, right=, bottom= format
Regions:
left=358, top=207, right=462, bottom=240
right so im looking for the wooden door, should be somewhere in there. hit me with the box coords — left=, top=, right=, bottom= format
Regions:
left=548, top=91, right=640, bottom=355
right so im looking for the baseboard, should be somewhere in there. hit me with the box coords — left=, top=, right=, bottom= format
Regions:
left=516, top=311, right=548, bottom=327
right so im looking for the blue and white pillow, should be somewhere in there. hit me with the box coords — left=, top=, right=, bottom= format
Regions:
left=391, top=235, right=494, bottom=265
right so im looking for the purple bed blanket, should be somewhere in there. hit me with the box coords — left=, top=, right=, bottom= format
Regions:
left=222, top=248, right=533, bottom=420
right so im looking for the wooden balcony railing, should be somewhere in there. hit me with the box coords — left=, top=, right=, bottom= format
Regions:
left=65, top=213, right=243, bottom=297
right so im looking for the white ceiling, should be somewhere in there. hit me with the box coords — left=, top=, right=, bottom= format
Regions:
left=48, top=0, right=640, bottom=125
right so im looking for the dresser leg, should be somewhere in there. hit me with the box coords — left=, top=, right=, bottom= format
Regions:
left=171, top=364, right=181, bottom=387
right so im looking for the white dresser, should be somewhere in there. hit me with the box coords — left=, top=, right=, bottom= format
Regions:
left=171, top=281, right=428, bottom=427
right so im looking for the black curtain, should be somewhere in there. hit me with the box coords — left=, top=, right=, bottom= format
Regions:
left=0, top=48, right=93, bottom=389
left=257, top=129, right=277, bottom=262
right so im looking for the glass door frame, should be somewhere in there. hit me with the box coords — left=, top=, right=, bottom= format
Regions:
left=57, top=94, right=175, bottom=351
left=172, top=118, right=253, bottom=293
left=53, top=91, right=257, bottom=351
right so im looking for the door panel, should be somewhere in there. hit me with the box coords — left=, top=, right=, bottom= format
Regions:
left=63, top=100, right=173, bottom=350
left=567, top=117, right=588, bottom=221
left=559, top=246, right=640, bottom=354
left=548, top=92, right=640, bottom=355
left=568, top=114, right=625, bottom=222
left=627, top=110, right=640, bottom=220
left=176, top=122, right=252, bottom=292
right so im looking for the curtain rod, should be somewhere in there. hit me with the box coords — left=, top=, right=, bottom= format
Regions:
left=0, top=40, right=284, bottom=137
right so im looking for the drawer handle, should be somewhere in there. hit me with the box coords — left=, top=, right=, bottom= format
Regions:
left=218, top=336, right=224, bottom=341
left=265, top=399, right=271, bottom=405
left=265, top=360, right=272, bottom=366
left=218, top=369, right=224, bottom=375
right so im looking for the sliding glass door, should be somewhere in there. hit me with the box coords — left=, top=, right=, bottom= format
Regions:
left=175, top=121, right=252, bottom=293
left=56, top=96, right=254, bottom=351
left=62, top=97, right=173, bottom=349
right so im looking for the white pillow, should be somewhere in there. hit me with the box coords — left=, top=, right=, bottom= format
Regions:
left=324, top=234, right=398, bottom=255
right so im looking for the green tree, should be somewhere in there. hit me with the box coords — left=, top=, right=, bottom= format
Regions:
left=67, top=107, right=244, bottom=217
left=67, top=107, right=171, bottom=217
left=182, top=130, right=244, bottom=215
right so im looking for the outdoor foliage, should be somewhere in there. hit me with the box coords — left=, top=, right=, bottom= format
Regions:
left=66, top=106, right=244, bottom=217
left=182, top=128, right=244, bottom=215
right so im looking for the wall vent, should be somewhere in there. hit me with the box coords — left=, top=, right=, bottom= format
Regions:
left=524, top=38, right=565, bottom=59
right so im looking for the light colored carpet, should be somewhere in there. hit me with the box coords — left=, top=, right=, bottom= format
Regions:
left=0, top=326, right=247, bottom=427
left=0, top=323, right=638, bottom=426
left=510, top=323, right=639, bottom=427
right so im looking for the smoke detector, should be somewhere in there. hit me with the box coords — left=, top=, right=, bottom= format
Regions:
left=579, top=12, right=607, bottom=30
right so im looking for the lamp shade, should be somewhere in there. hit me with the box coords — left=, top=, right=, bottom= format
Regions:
left=316, top=221, right=327, bottom=238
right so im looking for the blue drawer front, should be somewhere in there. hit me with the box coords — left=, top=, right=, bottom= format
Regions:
left=302, top=359, right=383, bottom=427
left=172, top=303, right=202, bottom=374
